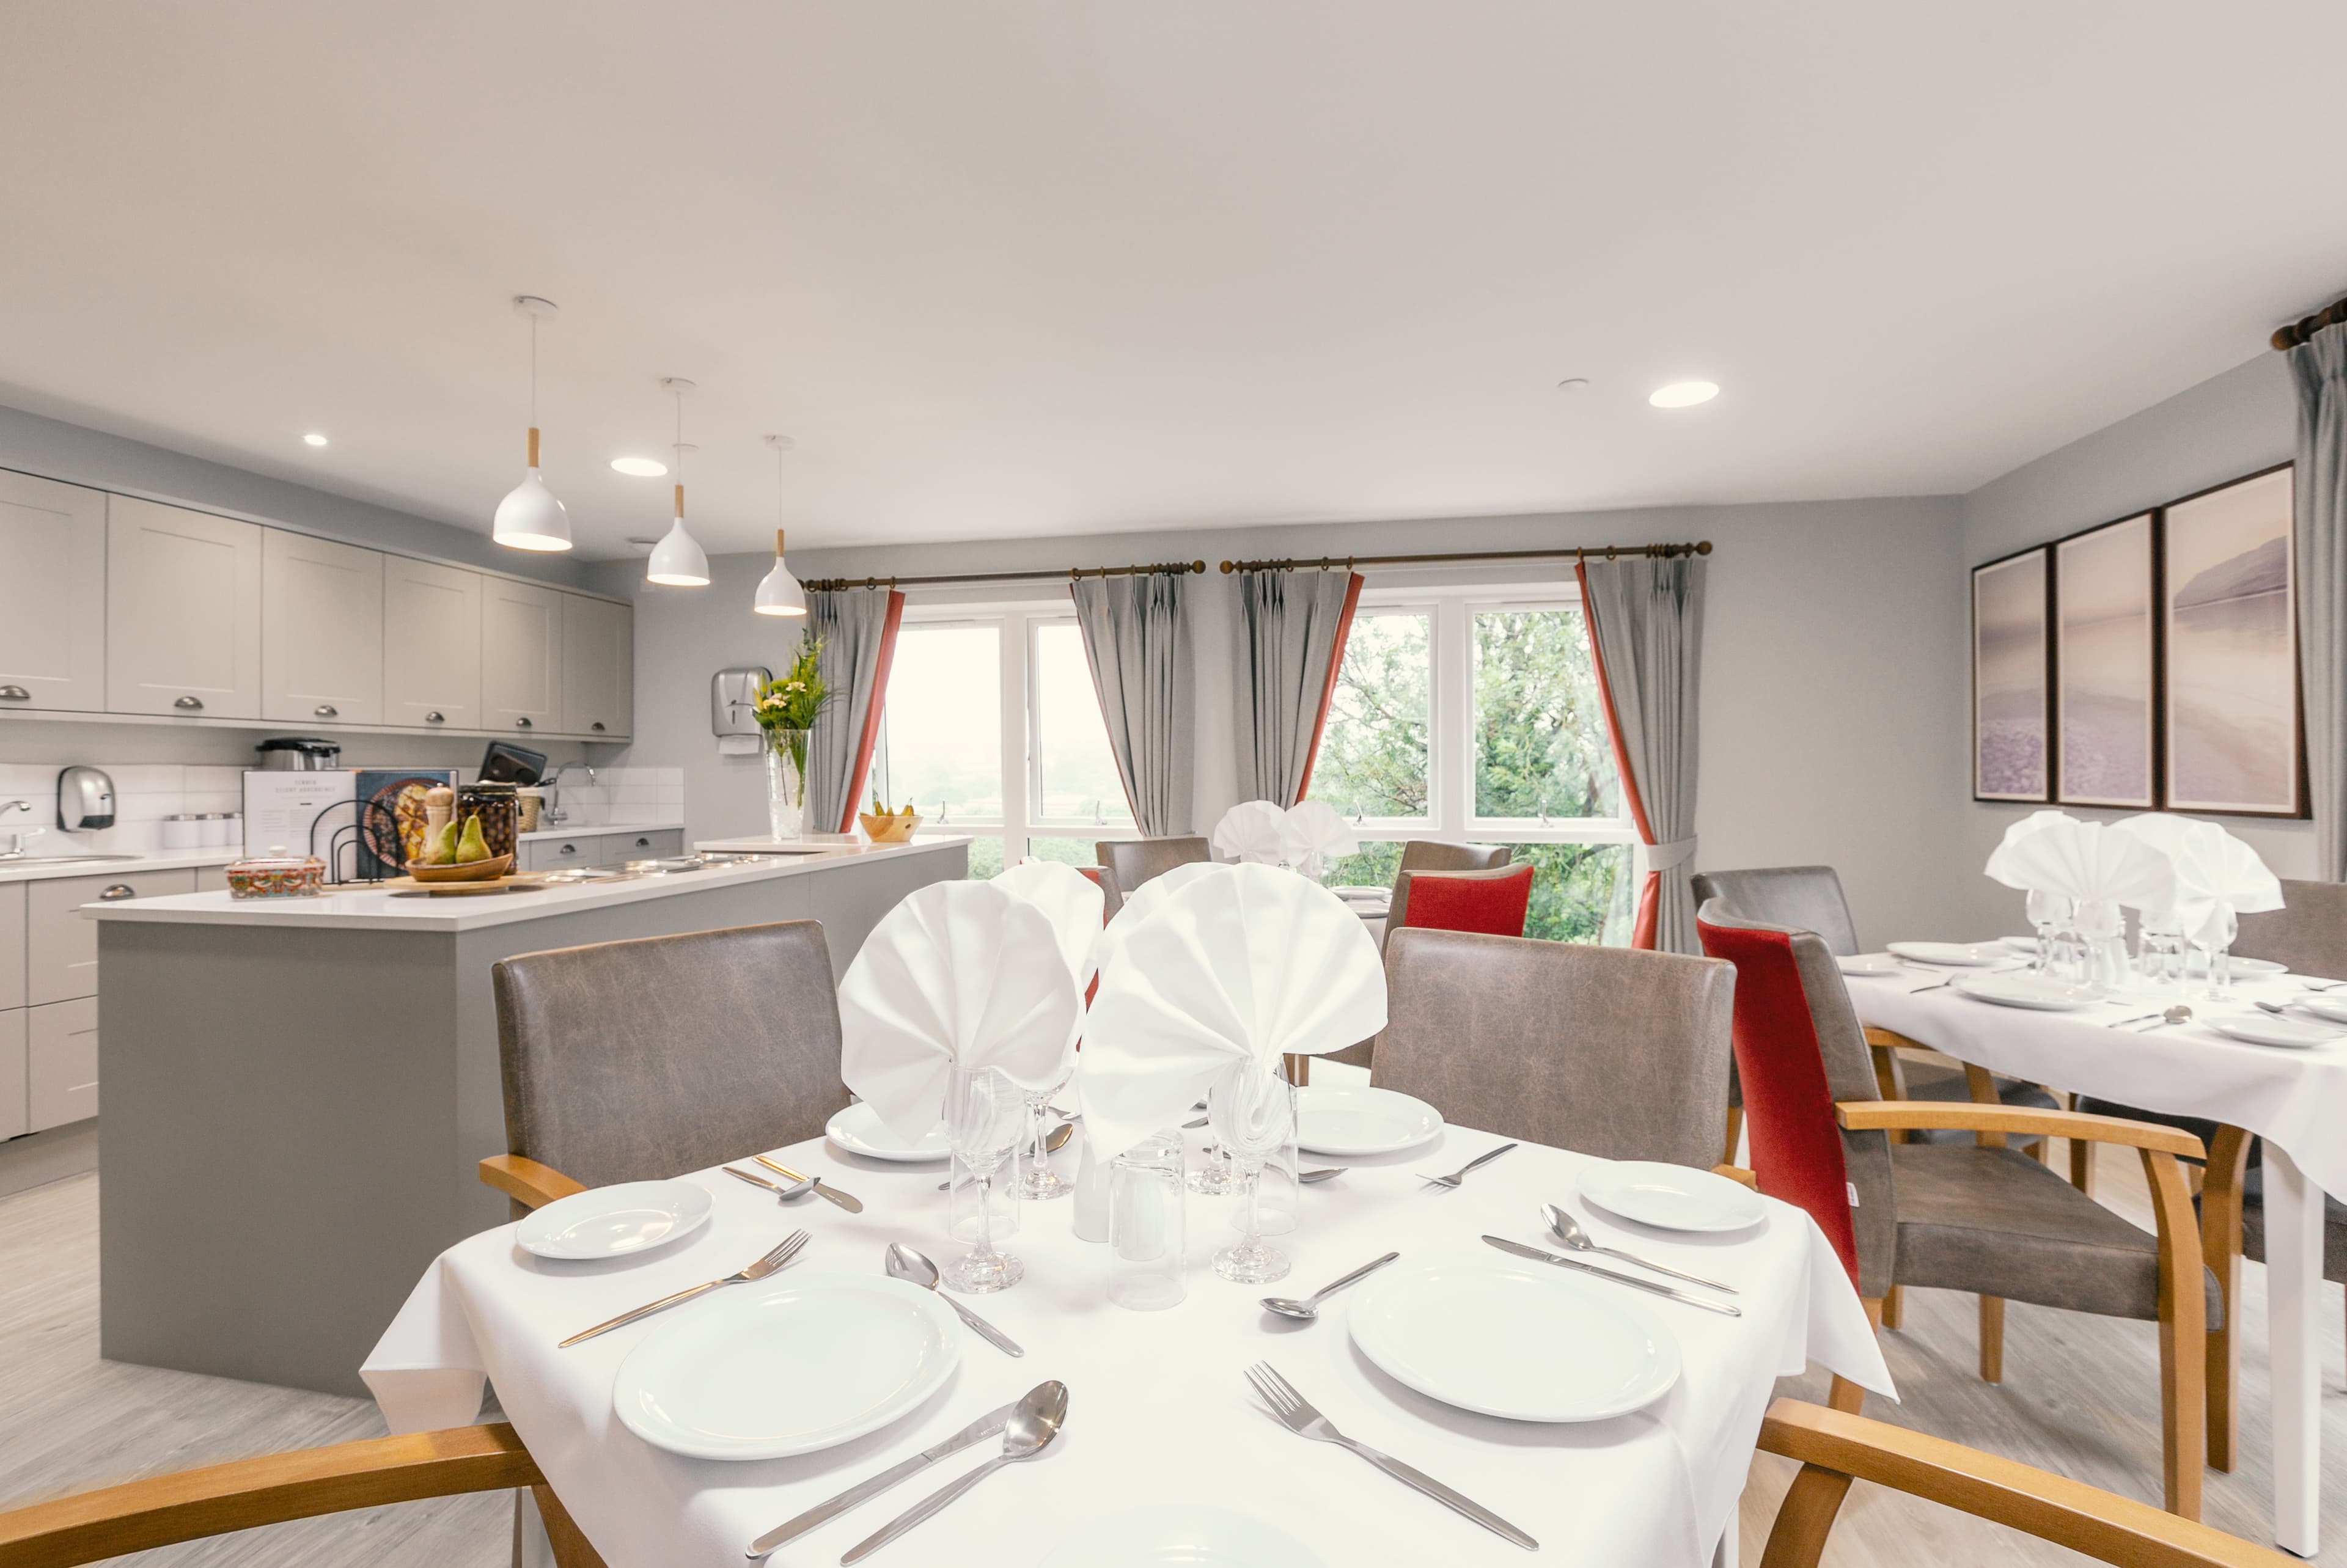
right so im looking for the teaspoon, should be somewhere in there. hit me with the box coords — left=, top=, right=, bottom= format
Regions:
left=884, top=1244, right=1024, bottom=1357
left=842, top=1380, right=1068, bottom=1563
left=1543, top=1202, right=1737, bottom=1294
left=1260, top=1251, right=1399, bottom=1319
left=2135, top=1004, right=2194, bottom=1031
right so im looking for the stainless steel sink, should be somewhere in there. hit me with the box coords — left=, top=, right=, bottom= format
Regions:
left=0, top=854, right=147, bottom=868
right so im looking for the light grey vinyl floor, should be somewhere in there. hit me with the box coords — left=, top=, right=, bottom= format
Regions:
left=1, top=1155, right=2341, bottom=1566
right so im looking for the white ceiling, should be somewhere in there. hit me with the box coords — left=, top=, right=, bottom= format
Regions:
left=4, top=3, right=2346, bottom=558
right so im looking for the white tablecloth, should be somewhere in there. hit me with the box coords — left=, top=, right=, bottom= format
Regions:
left=364, top=1127, right=1890, bottom=1567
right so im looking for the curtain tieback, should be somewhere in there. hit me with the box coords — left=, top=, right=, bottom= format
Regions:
left=1645, top=838, right=1697, bottom=871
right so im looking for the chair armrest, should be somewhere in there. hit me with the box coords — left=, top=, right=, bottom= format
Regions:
left=1834, top=1101, right=2203, bottom=1159
left=1713, top=1163, right=1758, bottom=1190
left=0, top=1424, right=542, bottom=1565
left=477, top=1154, right=585, bottom=1209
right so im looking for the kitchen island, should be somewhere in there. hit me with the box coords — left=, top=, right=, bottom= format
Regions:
left=86, top=837, right=967, bottom=1396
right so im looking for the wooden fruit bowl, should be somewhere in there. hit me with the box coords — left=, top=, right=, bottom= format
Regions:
left=858, top=812, right=924, bottom=845
left=403, top=854, right=515, bottom=883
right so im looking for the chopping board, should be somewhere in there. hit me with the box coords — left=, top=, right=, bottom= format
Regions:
left=381, top=873, right=554, bottom=898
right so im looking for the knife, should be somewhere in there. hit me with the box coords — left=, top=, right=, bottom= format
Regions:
left=755, top=1155, right=864, bottom=1214
left=1482, top=1236, right=1742, bottom=1317
left=744, top=1398, right=1016, bottom=1558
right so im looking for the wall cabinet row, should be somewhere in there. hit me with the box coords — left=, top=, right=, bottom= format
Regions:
left=0, top=472, right=631, bottom=740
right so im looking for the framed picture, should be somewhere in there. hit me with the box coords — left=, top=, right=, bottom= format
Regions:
left=2161, top=464, right=2304, bottom=816
left=1972, top=545, right=2051, bottom=802
left=2052, top=513, right=2156, bottom=808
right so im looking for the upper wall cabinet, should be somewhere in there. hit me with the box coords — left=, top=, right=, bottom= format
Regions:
left=262, top=530, right=384, bottom=725
left=481, top=578, right=562, bottom=735
left=0, top=471, right=106, bottom=712
left=383, top=557, right=482, bottom=730
left=560, top=592, right=632, bottom=739
left=106, top=497, right=263, bottom=719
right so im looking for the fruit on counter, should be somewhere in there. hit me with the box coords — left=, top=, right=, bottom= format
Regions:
left=867, top=793, right=916, bottom=818
left=424, top=821, right=459, bottom=865
left=455, top=816, right=491, bottom=863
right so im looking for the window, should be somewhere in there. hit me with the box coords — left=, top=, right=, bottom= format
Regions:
left=1308, top=588, right=1635, bottom=943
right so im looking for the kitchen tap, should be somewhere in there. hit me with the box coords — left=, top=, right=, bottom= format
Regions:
left=0, top=799, right=43, bottom=859
left=542, top=762, right=597, bottom=824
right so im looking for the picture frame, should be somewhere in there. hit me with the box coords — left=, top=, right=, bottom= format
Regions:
left=1972, top=544, right=2051, bottom=803
left=2160, top=463, right=2304, bottom=818
left=2051, top=512, right=2156, bottom=809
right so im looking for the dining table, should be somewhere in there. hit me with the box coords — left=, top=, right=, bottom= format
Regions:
left=1847, top=951, right=2347, bottom=1557
left=363, top=1119, right=1890, bottom=1567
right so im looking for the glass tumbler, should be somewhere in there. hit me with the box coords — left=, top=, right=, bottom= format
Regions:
left=1108, top=1133, right=1187, bottom=1311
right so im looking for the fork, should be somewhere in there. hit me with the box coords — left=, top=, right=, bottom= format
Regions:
left=557, top=1231, right=810, bottom=1347
left=1245, top=1363, right=1536, bottom=1550
left=1422, top=1141, right=1519, bottom=1190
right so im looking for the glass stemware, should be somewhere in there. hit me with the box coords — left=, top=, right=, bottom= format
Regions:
left=1012, top=1069, right=1074, bottom=1201
left=1208, top=1061, right=1298, bottom=1285
left=2193, top=907, right=2239, bottom=999
left=2024, top=890, right=2070, bottom=973
left=944, top=1066, right=1027, bottom=1293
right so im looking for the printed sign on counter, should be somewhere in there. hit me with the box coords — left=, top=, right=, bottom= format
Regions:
left=241, top=771, right=356, bottom=858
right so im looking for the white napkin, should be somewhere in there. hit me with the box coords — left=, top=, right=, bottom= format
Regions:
left=1980, top=815, right=2174, bottom=918
left=1079, top=863, right=1387, bottom=1160
left=993, top=859, right=1106, bottom=989
left=1210, top=799, right=1287, bottom=863
left=1982, top=809, right=2075, bottom=888
left=1098, top=860, right=1233, bottom=970
left=1279, top=799, right=1360, bottom=879
left=837, top=880, right=1083, bottom=1141
left=2114, top=813, right=2284, bottom=947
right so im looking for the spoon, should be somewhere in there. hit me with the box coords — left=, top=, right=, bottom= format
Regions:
left=1297, top=1167, right=1347, bottom=1184
left=724, top=1166, right=816, bottom=1203
left=936, top=1122, right=1071, bottom=1190
left=1260, top=1251, right=1399, bottom=1319
left=841, top=1380, right=1068, bottom=1563
left=884, top=1243, right=1024, bottom=1357
left=2134, top=1004, right=2194, bottom=1031
left=1542, top=1202, right=1738, bottom=1294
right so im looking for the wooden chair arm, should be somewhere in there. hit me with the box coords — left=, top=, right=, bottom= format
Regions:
left=0, top=1424, right=542, bottom=1567
left=1834, top=1101, right=2203, bottom=1159
left=1712, top=1163, right=1758, bottom=1189
left=477, top=1154, right=585, bottom=1210
left=1755, top=1399, right=2285, bottom=1566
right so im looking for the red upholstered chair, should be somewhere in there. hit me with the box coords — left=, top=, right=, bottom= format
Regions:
left=1394, top=863, right=1535, bottom=939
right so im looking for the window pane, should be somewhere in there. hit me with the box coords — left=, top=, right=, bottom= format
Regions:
left=1502, top=842, right=1634, bottom=945
left=1032, top=621, right=1133, bottom=826
left=1306, top=610, right=1430, bottom=820
left=1019, top=835, right=1103, bottom=870
left=880, top=624, right=1003, bottom=822
left=948, top=836, right=1006, bottom=879
left=1473, top=607, right=1620, bottom=819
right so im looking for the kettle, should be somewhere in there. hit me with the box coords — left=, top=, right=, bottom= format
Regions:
left=57, top=766, right=116, bottom=830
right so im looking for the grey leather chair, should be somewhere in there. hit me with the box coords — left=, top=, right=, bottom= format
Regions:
left=1367, top=926, right=1733, bottom=1168
left=1096, top=835, right=1211, bottom=917
left=483, top=920, right=848, bottom=1205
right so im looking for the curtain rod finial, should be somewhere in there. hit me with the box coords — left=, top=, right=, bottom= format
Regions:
left=1192, top=560, right=1206, bottom=573
left=1696, top=540, right=1713, bottom=555
left=1219, top=560, right=1235, bottom=573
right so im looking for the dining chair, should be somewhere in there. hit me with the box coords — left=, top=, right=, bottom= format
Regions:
left=1752, top=1399, right=2292, bottom=1567
left=1366, top=926, right=1733, bottom=1167
left=1380, top=839, right=1513, bottom=928
left=477, top=920, right=848, bottom=1212
left=1697, top=899, right=2217, bottom=1519
left=1094, top=835, right=1211, bottom=918
left=1318, top=857, right=1533, bottom=1074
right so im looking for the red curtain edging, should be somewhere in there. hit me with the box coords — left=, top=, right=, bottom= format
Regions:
left=1292, top=572, right=1365, bottom=805
left=837, top=590, right=908, bottom=833
left=1575, top=561, right=1660, bottom=949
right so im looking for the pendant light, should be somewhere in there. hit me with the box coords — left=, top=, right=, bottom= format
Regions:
left=644, top=377, right=710, bottom=587
left=491, top=296, right=573, bottom=551
left=752, top=434, right=808, bottom=617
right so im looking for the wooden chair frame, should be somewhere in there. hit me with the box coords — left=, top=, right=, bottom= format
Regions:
left=1756, top=1399, right=2290, bottom=1566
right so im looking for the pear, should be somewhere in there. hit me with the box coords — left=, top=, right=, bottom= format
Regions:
left=424, top=821, right=458, bottom=865
left=455, top=816, right=490, bottom=863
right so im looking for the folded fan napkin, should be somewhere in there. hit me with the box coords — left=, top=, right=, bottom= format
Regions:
left=1279, top=799, right=1360, bottom=877
left=1079, top=863, right=1387, bottom=1160
left=993, top=858, right=1106, bottom=989
left=2114, top=813, right=2284, bottom=947
left=1981, top=815, right=2174, bottom=915
left=1097, top=859, right=1232, bottom=971
left=837, top=880, right=1083, bottom=1142
left=1210, top=799, right=1288, bottom=864
left=1982, top=809, right=2076, bottom=888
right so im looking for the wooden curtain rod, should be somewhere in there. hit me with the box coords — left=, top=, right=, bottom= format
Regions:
left=1218, top=540, right=1712, bottom=574
left=2272, top=294, right=2347, bottom=351
left=802, top=560, right=1207, bottom=593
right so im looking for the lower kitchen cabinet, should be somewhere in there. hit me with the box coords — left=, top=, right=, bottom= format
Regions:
left=29, top=997, right=95, bottom=1130
left=518, top=828, right=684, bottom=870
left=0, top=1009, right=24, bottom=1139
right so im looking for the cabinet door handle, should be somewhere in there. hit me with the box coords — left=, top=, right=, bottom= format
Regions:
left=426, top=711, right=446, bottom=724
left=592, top=721, right=606, bottom=732
left=98, top=884, right=137, bottom=901
left=174, top=695, right=204, bottom=711
left=516, top=716, right=532, bottom=728
left=314, top=703, right=338, bottom=717
left=634, top=837, right=650, bottom=848
left=559, top=843, right=577, bottom=855
left=0, top=685, right=28, bottom=701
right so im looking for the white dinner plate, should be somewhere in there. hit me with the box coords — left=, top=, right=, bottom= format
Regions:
left=1885, top=940, right=2000, bottom=967
left=1996, top=935, right=2040, bottom=954
left=1951, top=973, right=2101, bottom=1012
left=2296, top=992, right=2347, bottom=1025
left=2205, top=1013, right=2342, bottom=1050
left=1578, top=1160, right=1767, bottom=1233
left=612, top=1277, right=958, bottom=1460
left=1040, top=1507, right=1328, bottom=1568
left=1350, top=1258, right=1682, bottom=1422
left=825, top=1101, right=952, bottom=1163
left=515, top=1181, right=714, bottom=1261
left=1295, top=1085, right=1444, bottom=1156
left=2230, top=956, right=2288, bottom=976
left=1837, top=954, right=1903, bottom=978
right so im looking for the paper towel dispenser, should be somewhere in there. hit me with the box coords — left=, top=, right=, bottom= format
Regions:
left=711, top=667, right=774, bottom=738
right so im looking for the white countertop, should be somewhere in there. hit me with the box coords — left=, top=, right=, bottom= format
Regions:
left=516, top=819, right=685, bottom=843
left=0, top=848, right=243, bottom=885
left=82, top=837, right=969, bottom=932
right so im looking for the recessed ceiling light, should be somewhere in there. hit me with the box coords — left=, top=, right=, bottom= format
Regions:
left=610, top=455, right=668, bottom=477
left=1648, top=381, right=1719, bottom=409
left=303, top=432, right=329, bottom=447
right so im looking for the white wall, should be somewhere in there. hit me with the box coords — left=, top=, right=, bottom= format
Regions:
left=596, top=494, right=1975, bottom=943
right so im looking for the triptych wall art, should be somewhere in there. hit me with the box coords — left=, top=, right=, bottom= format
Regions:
left=1971, top=463, right=2304, bottom=818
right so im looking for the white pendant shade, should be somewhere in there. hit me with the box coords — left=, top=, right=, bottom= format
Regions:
left=492, top=455, right=571, bottom=552
left=754, top=528, right=807, bottom=616
left=646, top=514, right=710, bottom=587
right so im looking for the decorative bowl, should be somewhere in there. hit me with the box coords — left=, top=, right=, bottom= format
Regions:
left=858, top=812, right=924, bottom=845
left=404, top=853, right=515, bottom=883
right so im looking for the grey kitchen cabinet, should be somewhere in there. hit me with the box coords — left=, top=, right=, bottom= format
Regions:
left=29, top=997, right=95, bottom=1131
left=480, top=577, right=562, bottom=736
left=196, top=864, right=229, bottom=894
left=27, top=868, right=197, bottom=1005
left=516, top=829, right=682, bottom=871
left=383, top=556, right=482, bottom=730
left=0, top=471, right=107, bottom=713
left=262, top=529, right=384, bottom=725
left=0, top=882, right=23, bottom=1011
left=608, top=828, right=683, bottom=859
left=0, top=1008, right=24, bottom=1140
left=559, top=592, right=632, bottom=739
left=105, top=497, right=263, bottom=719
left=520, top=833, right=601, bottom=871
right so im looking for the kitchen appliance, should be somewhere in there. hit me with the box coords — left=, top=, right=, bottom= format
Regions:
left=56, top=766, right=116, bottom=829
left=255, top=736, right=342, bottom=771
left=478, top=739, right=548, bottom=785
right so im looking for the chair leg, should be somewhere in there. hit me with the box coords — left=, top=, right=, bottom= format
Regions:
left=1722, top=1106, right=1743, bottom=1168
left=1826, top=1297, right=1884, bottom=1415
left=533, top=1486, right=610, bottom=1568
left=1979, top=1296, right=2004, bottom=1383
left=2200, top=1126, right=2251, bottom=1473
left=2142, top=1148, right=2207, bottom=1521
left=2068, top=1135, right=2094, bottom=1195
left=1756, top=1464, right=1855, bottom=1568
left=1879, top=1284, right=1902, bottom=1330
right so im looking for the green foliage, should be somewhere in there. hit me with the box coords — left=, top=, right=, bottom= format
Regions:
left=1307, top=613, right=1428, bottom=818
left=754, top=637, right=833, bottom=733
left=1472, top=611, right=1618, bottom=819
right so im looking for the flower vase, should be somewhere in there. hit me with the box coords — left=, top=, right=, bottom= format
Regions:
left=764, top=730, right=812, bottom=841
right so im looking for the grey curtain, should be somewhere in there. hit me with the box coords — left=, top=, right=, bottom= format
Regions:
left=1235, top=570, right=1355, bottom=805
left=1071, top=573, right=1194, bottom=836
left=805, top=589, right=897, bottom=836
left=2290, top=324, right=2347, bottom=882
left=1581, top=554, right=1708, bottom=954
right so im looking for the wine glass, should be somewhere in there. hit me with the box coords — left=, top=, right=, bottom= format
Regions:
left=2194, top=907, right=2239, bottom=999
left=1012, top=1065, right=1074, bottom=1202
left=1208, top=1061, right=1297, bottom=1284
left=2024, top=890, right=2069, bottom=973
left=944, top=1066, right=1027, bottom=1292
